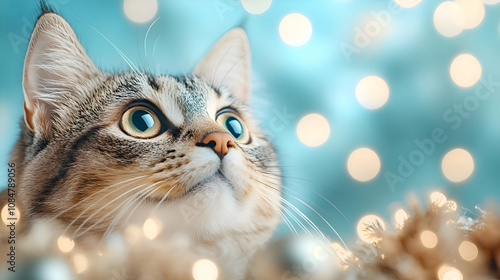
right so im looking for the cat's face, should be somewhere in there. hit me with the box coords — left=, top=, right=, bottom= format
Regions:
left=14, top=12, right=281, bottom=244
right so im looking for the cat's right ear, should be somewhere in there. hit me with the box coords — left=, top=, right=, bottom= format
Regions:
left=23, top=13, right=98, bottom=138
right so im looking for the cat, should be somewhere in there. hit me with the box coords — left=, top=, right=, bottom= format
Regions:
left=5, top=6, right=283, bottom=278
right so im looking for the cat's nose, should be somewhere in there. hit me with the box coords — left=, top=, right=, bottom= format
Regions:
left=199, top=132, right=235, bottom=160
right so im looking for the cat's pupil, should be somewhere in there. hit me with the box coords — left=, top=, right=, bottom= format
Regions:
left=131, top=109, right=155, bottom=132
left=225, top=117, right=243, bottom=139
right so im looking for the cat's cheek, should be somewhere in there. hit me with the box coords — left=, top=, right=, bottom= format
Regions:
left=181, top=148, right=220, bottom=189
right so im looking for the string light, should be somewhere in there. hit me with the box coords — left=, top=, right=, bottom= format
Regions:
left=450, top=54, right=482, bottom=88
left=455, top=0, right=485, bottom=29
left=430, top=191, right=448, bottom=207
left=143, top=217, right=162, bottom=240
left=441, top=148, right=475, bottom=183
left=420, top=230, right=438, bottom=248
left=123, top=0, right=158, bottom=23
left=394, top=0, right=422, bottom=8
left=241, top=0, right=272, bottom=14
left=356, top=214, right=386, bottom=243
left=57, top=236, right=75, bottom=253
left=459, top=241, right=479, bottom=261
left=1, top=204, right=20, bottom=225
left=433, top=2, right=465, bottom=37
left=73, top=253, right=88, bottom=274
left=296, top=113, right=330, bottom=147
left=394, top=209, right=409, bottom=229
left=438, top=265, right=463, bottom=280
left=192, top=259, right=219, bottom=280
left=355, top=76, right=389, bottom=110
left=279, top=13, right=312, bottom=46
left=347, top=148, right=381, bottom=182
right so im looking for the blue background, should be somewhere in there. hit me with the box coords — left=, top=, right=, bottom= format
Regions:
left=1, top=0, right=500, bottom=244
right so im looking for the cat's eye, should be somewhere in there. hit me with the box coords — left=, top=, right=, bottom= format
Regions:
left=120, top=106, right=162, bottom=139
left=216, top=109, right=251, bottom=144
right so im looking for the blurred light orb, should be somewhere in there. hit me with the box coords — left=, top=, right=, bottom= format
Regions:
left=455, top=0, right=485, bottom=29
left=450, top=54, right=482, bottom=88
left=241, top=0, right=272, bottom=14
left=57, top=236, right=75, bottom=253
left=482, top=0, right=500, bottom=4
left=459, top=241, right=479, bottom=261
left=347, top=148, right=381, bottom=182
left=395, top=0, right=422, bottom=8
left=143, top=217, right=162, bottom=240
left=279, top=13, right=312, bottom=46
left=124, top=225, right=142, bottom=244
left=420, top=230, right=438, bottom=248
left=296, top=113, right=330, bottom=147
left=438, top=265, right=463, bottom=280
left=192, top=259, right=219, bottom=280
left=433, top=2, right=465, bottom=37
left=394, top=209, right=409, bottom=229
left=430, top=191, right=448, bottom=207
left=123, top=0, right=158, bottom=23
left=1, top=204, right=20, bottom=225
left=73, top=254, right=88, bottom=274
left=355, top=76, right=389, bottom=109
left=446, top=200, right=458, bottom=212
left=441, top=148, right=474, bottom=183
left=356, top=214, right=386, bottom=243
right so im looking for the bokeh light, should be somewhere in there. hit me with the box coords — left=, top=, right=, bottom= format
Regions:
left=57, top=236, right=75, bottom=253
left=394, top=209, right=409, bottom=229
left=433, top=2, right=465, bottom=37
left=438, top=265, right=463, bottom=280
left=430, top=191, right=448, bottom=207
left=356, top=214, right=385, bottom=243
left=1, top=204, right=20, bottom=225
left=450, top=54, right=482, bottom=88
left=241, top=0, right=272, bottom=14
left=355, top=76, right=390, bottom=110
left=459, top=241, right=479, bottom=261
left=420, top=230, right=438, bottom=248
left=455, top=0, right=485, bottom=29
left=192, top=259, right=219, bottom=280
left=446, top=200, right=458, bottom=212
left=347, top=148, right=381, bottom=182
left=123, top=0, right=158, bottom=23
left=73, top=253, right=88, bottom=274
left=395, top=0, right=422, bottom=8
left=279, top=13, right=312, bottom=46
left=296, top=113, right=330, bottom=147
left=143, top=217, right=162, bottom=240
left=441, top=148, right=475, bottom=183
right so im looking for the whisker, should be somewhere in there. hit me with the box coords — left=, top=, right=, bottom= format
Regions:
left=144, top=17, right=160, bottom=61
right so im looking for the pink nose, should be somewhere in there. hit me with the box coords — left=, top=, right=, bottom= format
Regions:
left=200, top=132, right=235, bottom=159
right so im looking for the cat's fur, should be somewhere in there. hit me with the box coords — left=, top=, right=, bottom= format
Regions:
left=7, top=8, right=282, bottom=277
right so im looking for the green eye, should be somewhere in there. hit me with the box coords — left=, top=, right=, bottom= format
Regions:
left=216, top=110, right=251, bottom=144
left=120, top=106, right=162, bottom=138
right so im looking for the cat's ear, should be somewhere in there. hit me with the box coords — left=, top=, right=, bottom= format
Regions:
left=23, top=12, right=98, bottom=137
left=193, top=28, right=251, bottom=103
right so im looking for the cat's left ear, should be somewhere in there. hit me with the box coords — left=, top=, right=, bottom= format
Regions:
left=23, top=12, right=99, bottom=137
left=193, top=28, right=251, bottom=103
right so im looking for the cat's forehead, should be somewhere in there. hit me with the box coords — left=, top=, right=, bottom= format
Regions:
left=109, top=72, right=236, bottom=125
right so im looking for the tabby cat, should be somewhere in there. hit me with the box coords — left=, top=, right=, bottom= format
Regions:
left=7, top=8, right=282, bottom=277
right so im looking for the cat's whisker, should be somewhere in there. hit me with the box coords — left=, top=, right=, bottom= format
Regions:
left=85, top=24, right=142, bottom=76
left=70, top=183, right=148, bottom=239
left=152, top=35, right=161, bottom=57
left=50, top=175, right=146, bottom=221
left=122, top=181, right=167, bottom=227
left=255, top=178, right=347, bottom=249
left=149, top=184, right=180, bottom=217
left=259, top=171, right=351, bottom=225
left=144, top=17, right=160, bottom=62
left=253, top=188, right=298, bottom=236
left=103, top=182, right=163, bottom=239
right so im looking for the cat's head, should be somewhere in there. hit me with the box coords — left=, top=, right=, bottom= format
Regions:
left=14, top=11, right=281, bottom=244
